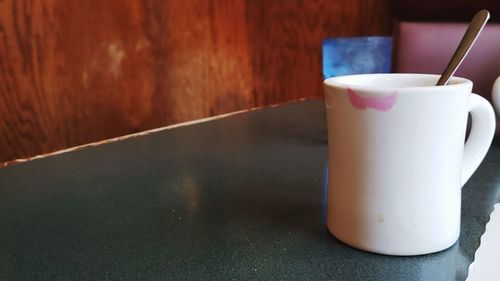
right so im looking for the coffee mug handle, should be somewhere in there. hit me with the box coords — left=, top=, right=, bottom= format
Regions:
left=461, top=94, right=496, bottom=187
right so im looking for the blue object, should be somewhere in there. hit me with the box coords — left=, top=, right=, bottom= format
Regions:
left=322, top=36, right=392, bottom=79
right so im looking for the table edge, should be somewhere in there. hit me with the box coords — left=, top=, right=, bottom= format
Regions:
left=0, top=97, right=318, bottom=169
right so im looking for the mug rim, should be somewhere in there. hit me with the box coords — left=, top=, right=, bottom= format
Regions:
left=324, top=73, right=472, bottom=92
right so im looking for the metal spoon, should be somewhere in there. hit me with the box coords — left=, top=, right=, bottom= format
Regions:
left=436, top=10, right=490, bottom=86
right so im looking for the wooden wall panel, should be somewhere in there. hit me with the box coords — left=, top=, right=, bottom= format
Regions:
left=0, top=0, right=392, bottom=163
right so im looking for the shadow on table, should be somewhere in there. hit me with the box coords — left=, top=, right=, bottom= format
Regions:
left=200, top=179, right=470, bottom=281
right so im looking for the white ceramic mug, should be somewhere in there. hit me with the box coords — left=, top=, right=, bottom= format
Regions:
left=323, top=73, right=496, bottom=256
left=493, top=76, right=500, bottom=114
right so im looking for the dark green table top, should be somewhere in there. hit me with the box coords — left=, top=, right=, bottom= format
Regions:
left=0, top=100, right=499, bottom=281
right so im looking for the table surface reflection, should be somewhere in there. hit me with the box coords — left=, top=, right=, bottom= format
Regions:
left=0, top=100, right=498, bottom=281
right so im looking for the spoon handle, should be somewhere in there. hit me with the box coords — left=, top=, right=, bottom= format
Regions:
left=436, top=10, right=490, bottom=86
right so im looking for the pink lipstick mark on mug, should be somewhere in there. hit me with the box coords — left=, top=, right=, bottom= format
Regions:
left=347, top=88, right=398, bottom=112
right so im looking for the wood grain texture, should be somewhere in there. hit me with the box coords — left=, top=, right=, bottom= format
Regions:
left=0, top=0, right=392, bottom=162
